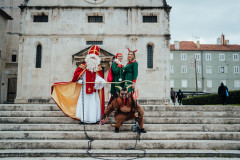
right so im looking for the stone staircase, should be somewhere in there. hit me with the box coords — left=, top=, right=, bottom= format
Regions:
left=0, top=104, right=240, bottom=158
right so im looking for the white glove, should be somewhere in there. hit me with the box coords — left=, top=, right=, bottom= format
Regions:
left=78, top=79, right=83, bottom=84
left=94, top=75, right=106, bottom=89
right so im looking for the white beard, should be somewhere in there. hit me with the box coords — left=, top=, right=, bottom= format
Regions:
left=85, top=54, right=101, bottom=72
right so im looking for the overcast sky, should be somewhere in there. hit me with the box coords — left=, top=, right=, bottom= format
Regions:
left=167, top=0, right=240, bottom=45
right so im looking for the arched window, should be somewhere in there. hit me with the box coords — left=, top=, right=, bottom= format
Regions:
left=36, top=44, right=42, bottom=68
left=147, top=45, right=153, bottom=68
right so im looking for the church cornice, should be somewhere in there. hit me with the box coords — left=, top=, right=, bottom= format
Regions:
left=18, top=34, right=170, bottom=37
left=19, top=6, right=172, bottom=11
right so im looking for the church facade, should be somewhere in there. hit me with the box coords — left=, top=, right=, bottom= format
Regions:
left=13, top=0, right=171, bottom=104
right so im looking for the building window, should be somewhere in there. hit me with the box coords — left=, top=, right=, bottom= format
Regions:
left=206, top=66, right=212, bottom=74
left=181, top=80, right=187, bottom=88
left=170, top=80, right=174, bottom=88
left=181, top=66, right=187, bottom=73
left=234, top=66, right=239, bottom=74
left=181, top=53, right=187, bottom=60
left=36, top=44, right=42, bottom=68
left=86, top=41, right=103, bottom=45
left=206, top=53, right=211, bottom=61
left=233, top=54, right=239, bottom=61
left=207, top=80, right=212, bottom=88
left=218, top=66, right=227, bottom=73
left=170, top=53, right=173, bottom=60
left=11, top=55, right=17, bottom=62
left=234, top=80, right=240, bottom=88
left=219, top=54, right=225, bottom=61
left=33, top=14, right=48, bottom=22
left=88, top=16, right=103, bottom=23
left=195, top=53, right=201, bottom=60
left=197, top=66, right=201, bottom=74
left=170, top=66, right=174, bottom=74
left=147, top=45, right=153, bottom=68
left=220, top=80, right=226, bottom=85
left=198, top=80, right=202, bottom=88
left=143, top=16, right=157, bottom=23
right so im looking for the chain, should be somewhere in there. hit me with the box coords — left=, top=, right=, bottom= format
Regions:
left=80, top=79, right=145, bottom=160
left=82, top=80, right=133, bottom=84
left=81, top=80, right=94, bottom=156
left=82, top=80, right=84, bottom=122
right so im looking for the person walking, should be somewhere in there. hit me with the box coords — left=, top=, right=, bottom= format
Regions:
left=218, top=83, right=229, bottom=105
left=170, top=88, right=176, bottom=106
left=176, top=89, right=184, bottom=105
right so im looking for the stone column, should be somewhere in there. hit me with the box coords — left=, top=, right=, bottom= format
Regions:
left=14, top=36, right=26, bottom=103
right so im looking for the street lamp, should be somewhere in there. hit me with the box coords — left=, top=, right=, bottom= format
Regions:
left=191, top=58, right=198, bottom=96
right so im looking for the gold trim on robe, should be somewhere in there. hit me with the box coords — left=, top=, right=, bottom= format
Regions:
left=51, top=69, right=105, bottom=121
left=51, top=82, right=81, bottom=120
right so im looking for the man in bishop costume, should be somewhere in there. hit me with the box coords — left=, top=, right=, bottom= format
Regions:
left=51, top=45, right=106, bottom=123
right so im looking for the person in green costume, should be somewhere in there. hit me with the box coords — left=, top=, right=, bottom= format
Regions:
left=124, top=49, right=138, bottom=93
left=110, top=53, right=125, bottom=99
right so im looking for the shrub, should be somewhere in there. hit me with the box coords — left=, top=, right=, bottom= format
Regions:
left=182, top=90, right=240, bottom=105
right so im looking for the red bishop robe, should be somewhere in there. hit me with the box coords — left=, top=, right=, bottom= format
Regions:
left=51, top=63, right=105, bottom=120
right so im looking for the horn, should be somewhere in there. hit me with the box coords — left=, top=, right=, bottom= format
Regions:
left=126, top=85, right=133, bottom=90
left=124, top=80, right=133, bottom=83
left=133, top=50, right=137, bottom=53
left=127, top=48, right=130, bottom=51
left=115, top=86, right=122, bottom=90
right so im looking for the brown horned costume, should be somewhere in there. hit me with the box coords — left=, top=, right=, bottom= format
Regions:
left=103, top=85, right=147, bottom=133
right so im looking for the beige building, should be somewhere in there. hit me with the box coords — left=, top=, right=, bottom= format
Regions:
left=1, top=0, right=172, bottom=104
left=170, top=36, right=240, bottom=96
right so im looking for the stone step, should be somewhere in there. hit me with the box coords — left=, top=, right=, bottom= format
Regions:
left=1, top=124, right=240, bottom=132
left=3, top=157, right=240, bottom=160
left=1, top=149, right=240, bottom=158
left=0, top=104, right=240, bottom=111
left=2, top=158, right=240, bottom=160
left=1, top=117, right=240, bottom=124
left=1, top=111, right=240, bottom=117
left=0, top=140, right=239, bottom=150
left=0, top=131, right=239, bottom=140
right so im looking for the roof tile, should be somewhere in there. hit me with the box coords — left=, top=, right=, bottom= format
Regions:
left=171, top=41, right=240, bottom=51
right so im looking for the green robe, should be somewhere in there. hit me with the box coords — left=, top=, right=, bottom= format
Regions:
left=124, top=60, right=138, bottom=92
left=110, top=62, right=125, bottom=96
